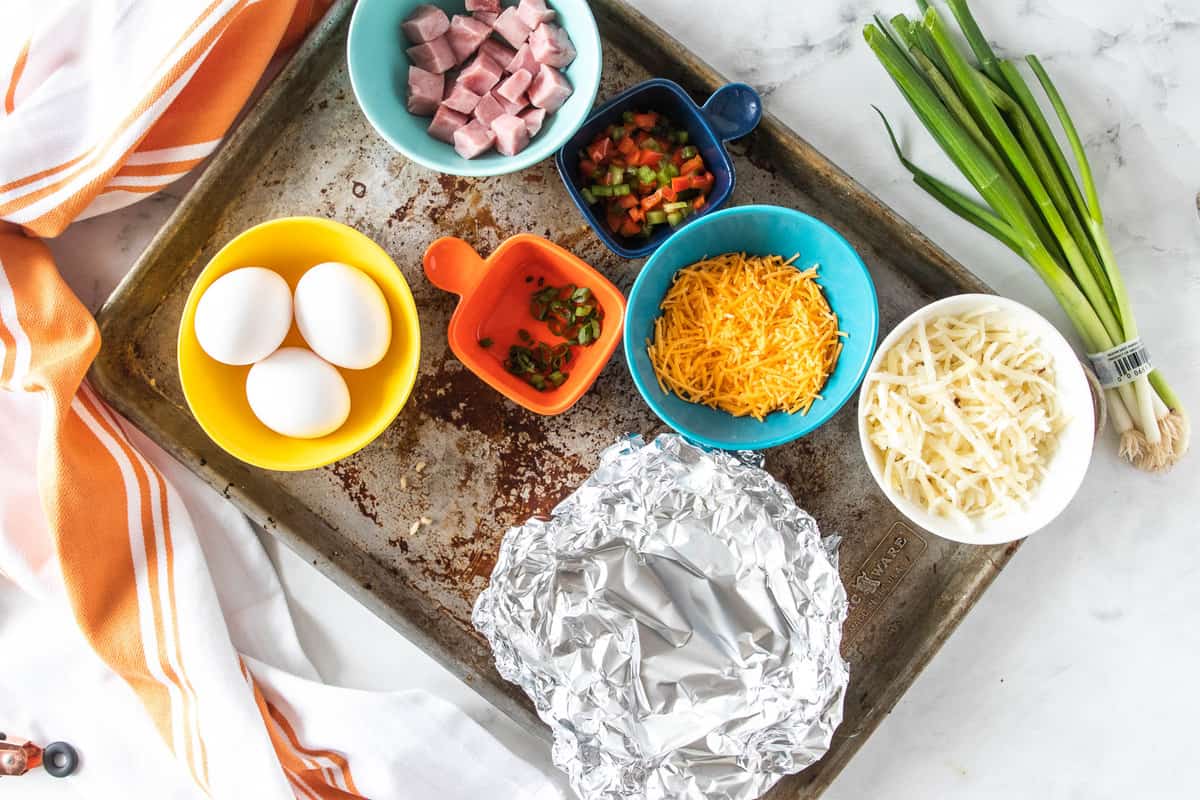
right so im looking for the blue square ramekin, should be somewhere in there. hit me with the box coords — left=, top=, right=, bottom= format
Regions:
left=554, top=78, right=762, bottom=259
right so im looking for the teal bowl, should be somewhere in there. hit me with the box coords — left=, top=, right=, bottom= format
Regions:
left=347, top=0, right=602, bottom=177
left=624, top=205, right=879, bottom=450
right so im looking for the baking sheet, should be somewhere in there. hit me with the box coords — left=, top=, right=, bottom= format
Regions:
left=91, top=2, right=1016, bottom=796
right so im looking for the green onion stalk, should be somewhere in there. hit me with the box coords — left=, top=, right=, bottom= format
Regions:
left=864, top=1, right=1188, bottom=471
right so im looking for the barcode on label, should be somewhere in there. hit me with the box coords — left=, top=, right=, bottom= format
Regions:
left=1087, top=338, right=1152, bottom=389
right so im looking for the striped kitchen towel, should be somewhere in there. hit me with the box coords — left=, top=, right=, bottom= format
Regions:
left=0, top=2, right=559, bottom=798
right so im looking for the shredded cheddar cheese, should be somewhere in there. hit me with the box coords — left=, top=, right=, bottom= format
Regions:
left=647, top=252, right=844, bottom=421
left=861, top=309, right=1067, bottom=524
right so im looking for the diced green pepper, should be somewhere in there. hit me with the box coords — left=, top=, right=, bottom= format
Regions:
left=645, top=209, right=667, bottom=225
left=590, top=184, right=613, bottom=197
left=680, top=145, right=698, bottom=159
left=622, top=110, right=634, bottom=123
left=673, top=130, right=689, bottom=144
left=666, top=211, right=684, bottom=225
left=663, top=201, right=689, bottom=213
left=609, top=164, right=625, bottom=183
left=611, top=126, right=626, bottom=141
left=637, top=165, right=656, bottom=184
left=611, top=183, right=631, bottom=196
left=580, top=187, right=596, bottom=205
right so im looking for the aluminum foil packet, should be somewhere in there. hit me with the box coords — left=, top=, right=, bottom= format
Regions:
left=472, top=434, right=849, bottom=800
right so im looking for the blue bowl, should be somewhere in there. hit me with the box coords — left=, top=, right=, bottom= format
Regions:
left=624, top=205, right=879, bottom=450
left=347, top=0, right=602, bottom=177
left=555, top=78, right=762, bottom=258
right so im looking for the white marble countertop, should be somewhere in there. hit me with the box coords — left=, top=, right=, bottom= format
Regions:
left=48, top=1, right=1200, bottom=797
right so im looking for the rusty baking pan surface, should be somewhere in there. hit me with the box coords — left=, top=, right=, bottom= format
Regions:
left=91, top=1, right=1015, bottom=795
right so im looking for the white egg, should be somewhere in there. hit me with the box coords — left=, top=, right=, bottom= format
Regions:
left=194, top=267, right=292, bottom=365
left=293, top=261, right=391, bottom=370
left=245, top=347, right=350, bottom=439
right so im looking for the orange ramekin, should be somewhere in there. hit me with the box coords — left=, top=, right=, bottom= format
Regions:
left=423, top=234, right=624, bottom=415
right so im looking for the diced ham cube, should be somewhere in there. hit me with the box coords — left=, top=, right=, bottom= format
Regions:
left=466, top=0, right=500, bottom=12
left=472, top=93, right=505, bottom=127
left=428, top=105, right=469, bottom=143
left=518, top=107, right=546, bottom=138
left=528, top=23, right=576, bottom=69
left=442, top=83, right=482, bottom=114
left=506, top=44, right=540, bottom=76
left=406, top=66, right=444, bottom=116
left=492, top=7, right=531, bottom=48
left=494, top=69, right=534, bottom=105
left=407, top=36, right=456, bottom=74
left=457, top=53, right=503, bottom=96
left=493, top=90, right=527, bottom=116
left=472, top=11, right=499, bottom=26
left=453, top=119, right=496, bottom=159
left=401, top=4, right=450, bottom=44
left=446, top=15, right=492, bottom=63
left=491, top=114, right=531, bottom=156
left=479, top=38, right=517, bottom=70
left=528, top=64, right=572, bottom=112
left=518, top=0, right=556, bottom=30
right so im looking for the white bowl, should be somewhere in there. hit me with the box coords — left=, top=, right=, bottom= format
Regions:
left=857, top=293, right=1095, bottom=545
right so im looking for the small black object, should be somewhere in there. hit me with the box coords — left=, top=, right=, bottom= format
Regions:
left=0, top=732, right=6, bottom=740
left=42, top=742, right=78, bottom=778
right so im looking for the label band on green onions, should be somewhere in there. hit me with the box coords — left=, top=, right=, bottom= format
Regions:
left=1087, top=338, right=1152, bottom=389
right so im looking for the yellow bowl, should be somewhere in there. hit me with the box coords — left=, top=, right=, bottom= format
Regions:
left=178, top=217, right=420, bottom=471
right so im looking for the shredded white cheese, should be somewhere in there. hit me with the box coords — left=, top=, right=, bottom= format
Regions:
left=862, top=309, right=1067, bottom=524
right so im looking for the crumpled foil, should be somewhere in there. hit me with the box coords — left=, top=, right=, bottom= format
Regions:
left=473, top=434, right=849, bottom=800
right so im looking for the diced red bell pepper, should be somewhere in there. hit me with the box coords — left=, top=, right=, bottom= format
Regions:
left=588, top=138, right=613, bottom=164
left=689, top=172, right=714, bottom=192
left=619, top=218, right=642, bottom=237
left=670, top=176, right=692, bottom=194
left=680, top=155, right=704, bottom=176
left=661, top=185, right=677, bottom=202
left=693, top=194, right=707, bottom=210
left=640, top=189, right=663, bottom=211
left=638, top=149, right=663, bottom=166
left=629, top=207, right=645, bottom=223
left=607, top=209, right=625, bottom=233
left=631, top=111, right=658, bottom=130
left=616, top=135, right=638, bottom=157
left=616, top=194, right=638, bottom=209
left=671, top=150, right=684, bottom=167
left=580, top=159, right=597, bottom=176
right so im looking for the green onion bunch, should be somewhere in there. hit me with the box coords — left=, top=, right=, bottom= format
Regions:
left=864, top=0, right=1188, bottom=470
